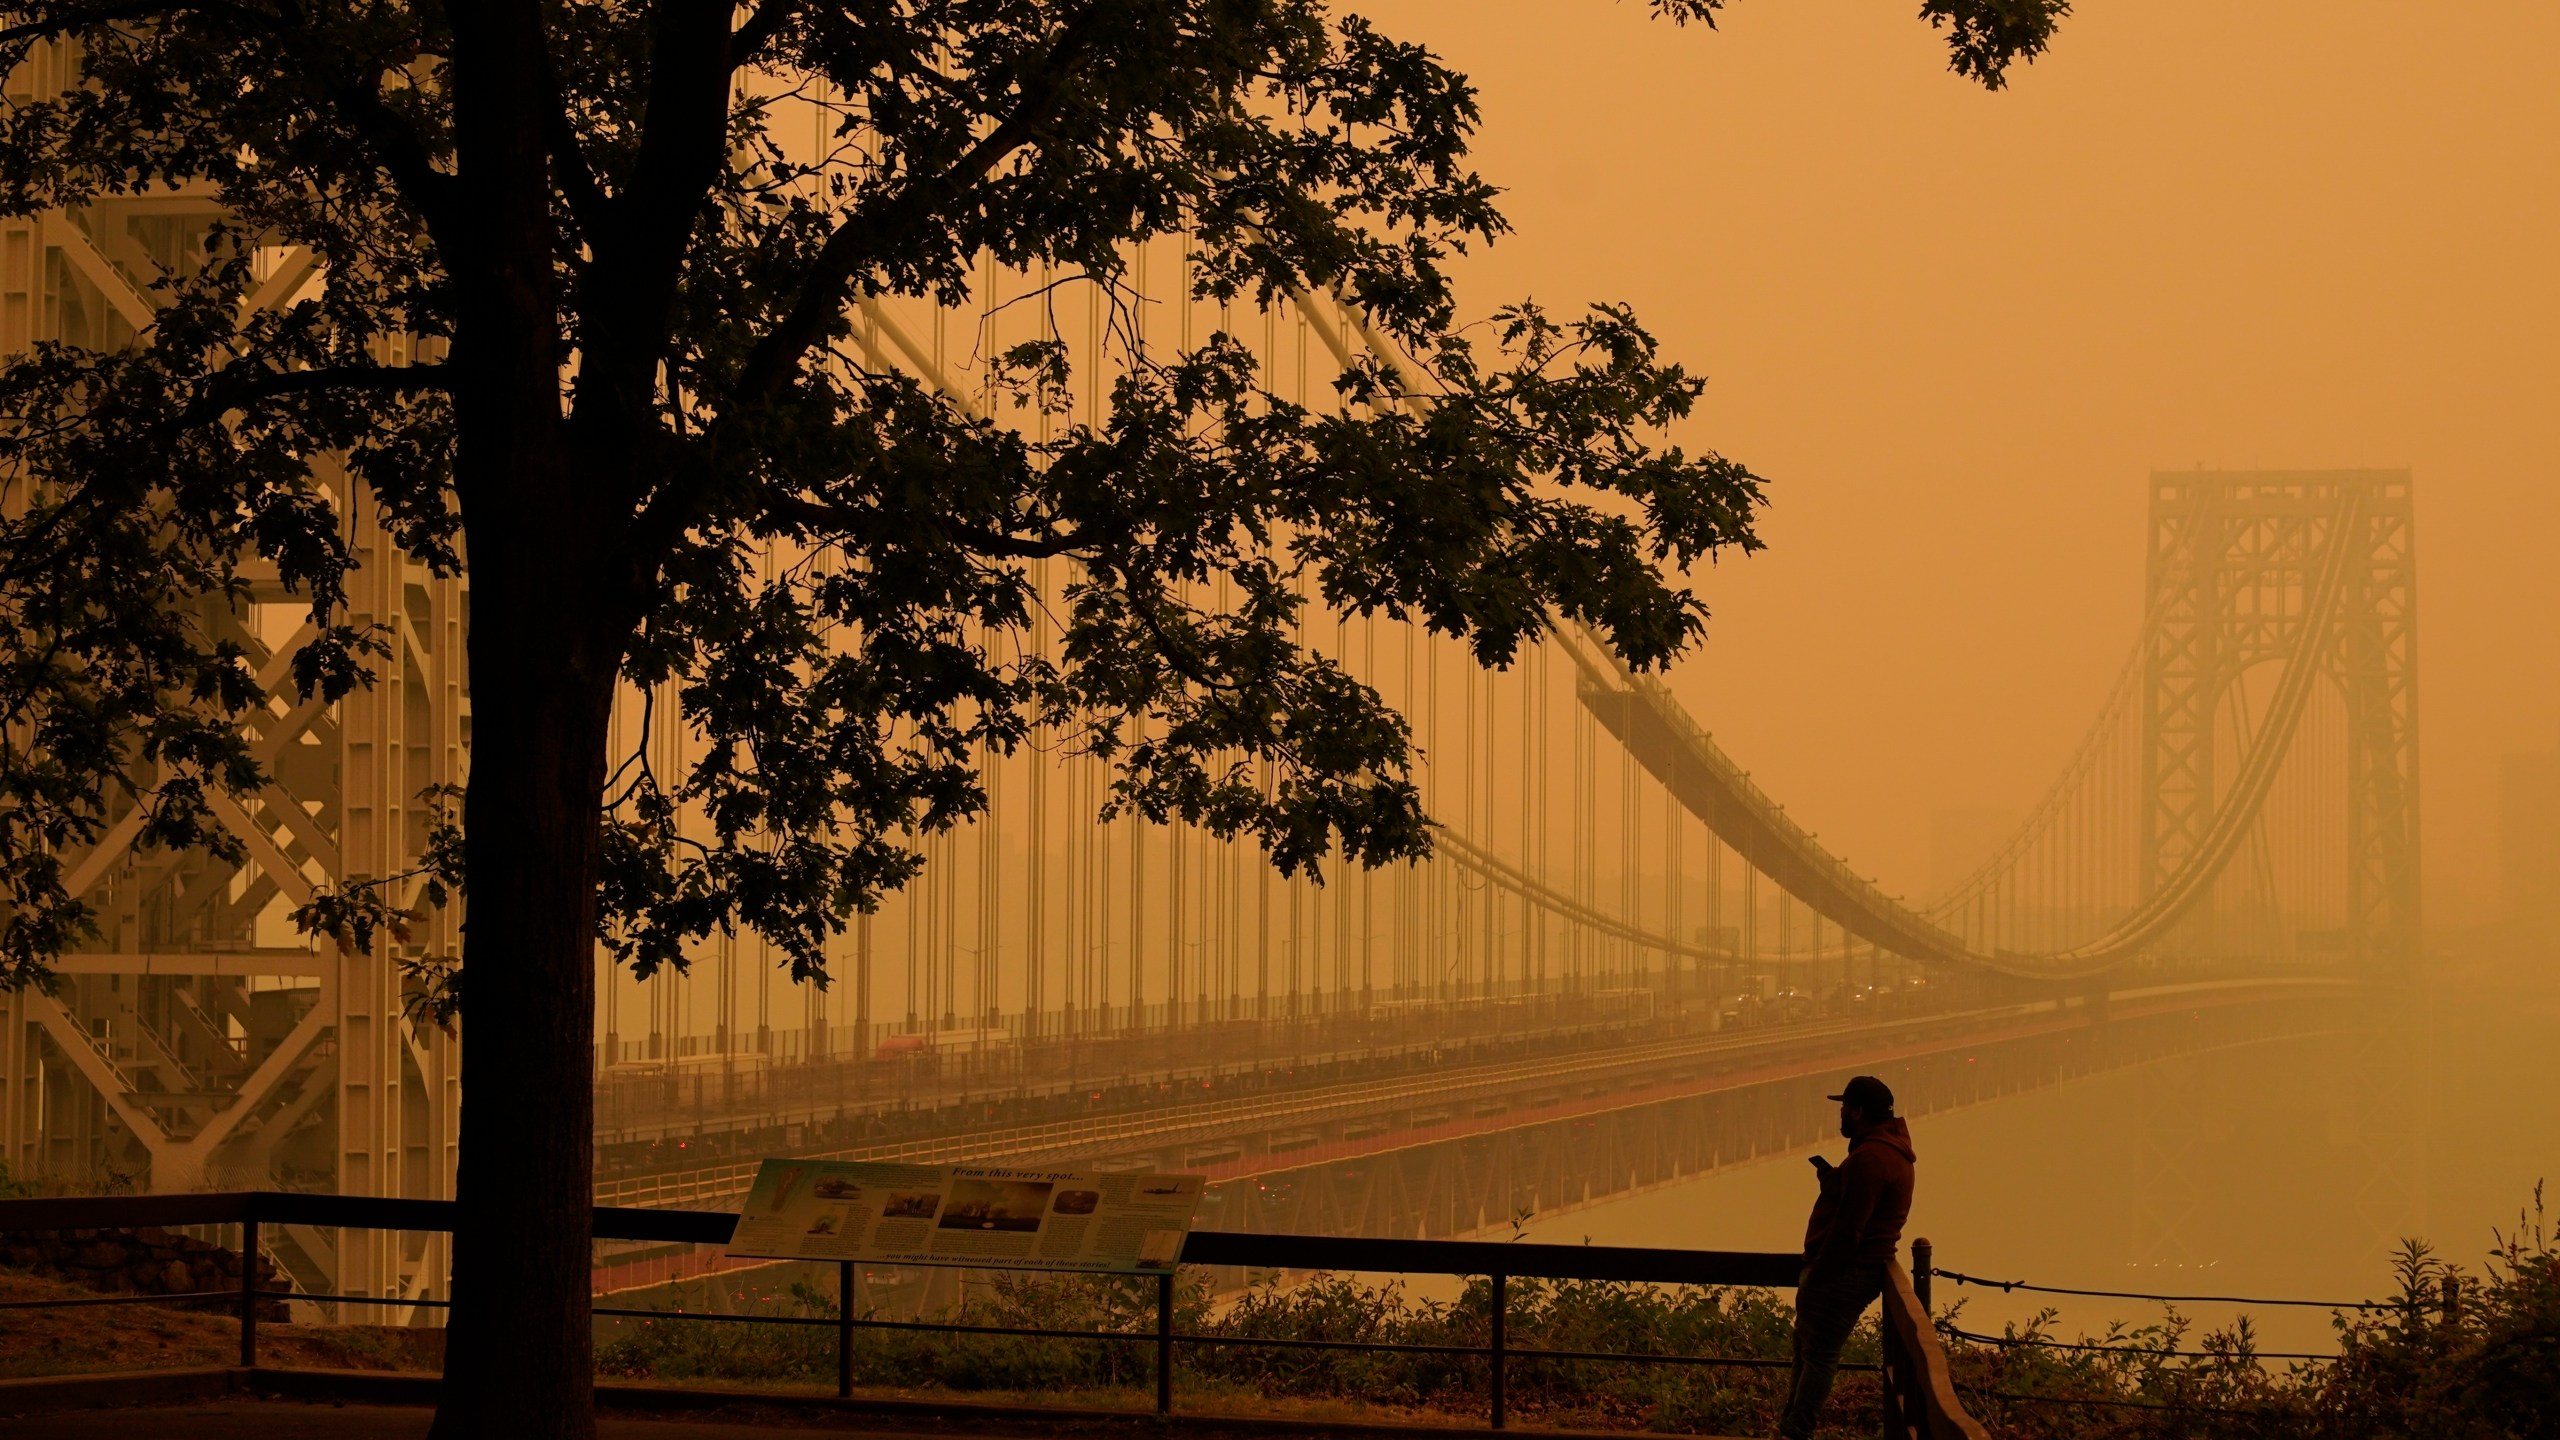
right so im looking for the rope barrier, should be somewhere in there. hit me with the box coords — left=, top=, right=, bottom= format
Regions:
left=1937, top=1323, right=2338, bottom=1362
left=1930, top=1266, right=2392, bottom=1309
left=1954, top=1382, right=2305, bottom=1418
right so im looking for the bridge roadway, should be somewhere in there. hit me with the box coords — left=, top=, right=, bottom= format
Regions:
left=594, top=992, right=1669, bottom=1155
left=596, top=976, right=2357, bottom=1213
left=1201, top=975, right=2361, bottom=1254
left=587, top=975, right=2361, bottom=1303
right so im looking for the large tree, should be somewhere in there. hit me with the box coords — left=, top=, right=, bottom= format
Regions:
left=0, top=0, right=2062, bottom=1434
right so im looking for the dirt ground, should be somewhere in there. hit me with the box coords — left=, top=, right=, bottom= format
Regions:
left=1, top=1400, right=979, bottom=1439
left=3, top=1397, right=1656, bottom=1440
left=0, top=1269, right=441, bottom=1379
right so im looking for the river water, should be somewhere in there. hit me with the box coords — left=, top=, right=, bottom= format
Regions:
left=1529, top=960, right=2559, bottom=1356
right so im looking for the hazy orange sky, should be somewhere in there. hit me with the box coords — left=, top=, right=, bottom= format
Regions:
left=1366, top=0, right=2560, bottom=920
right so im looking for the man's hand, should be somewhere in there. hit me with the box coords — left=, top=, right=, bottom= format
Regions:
left=1808, top=1155, right=1835, bottom=1176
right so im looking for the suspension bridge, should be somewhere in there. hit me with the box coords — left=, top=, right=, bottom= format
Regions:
left=0, top=187, right=2418, bottom=1315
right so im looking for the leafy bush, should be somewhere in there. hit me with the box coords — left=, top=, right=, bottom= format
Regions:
left=2303, top=1186, right=2558, bottom=1440
left=592, top=1191, right=2559, bottom=1438
left=595, top=1273, right=1164, bottom=1399
left=595, top=1267, right=1850, bottom=1431
left=1948, top=1185, right=2559, bottom=1440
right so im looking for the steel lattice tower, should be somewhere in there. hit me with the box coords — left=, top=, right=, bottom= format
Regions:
left=0, top=42, right=462, bottom=1315
left=2140, top=469, right=2421, bottom=969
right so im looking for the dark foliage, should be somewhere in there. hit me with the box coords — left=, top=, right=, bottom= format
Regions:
left=0, top=0, right=2058, bottom=1001
left=600, top=1192, right=2559, bottom=1440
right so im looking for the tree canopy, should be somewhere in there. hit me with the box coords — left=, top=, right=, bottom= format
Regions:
left=0, top=0, right=2060, bottom=1000
left=0, top=1, right=2062, bottom=1432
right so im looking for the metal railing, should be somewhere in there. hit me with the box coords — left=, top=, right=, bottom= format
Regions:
left=0, top=1190, right=1986, bottom=1438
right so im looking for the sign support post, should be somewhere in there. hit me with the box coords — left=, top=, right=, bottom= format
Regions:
left=1156, top=1270, right=1175, bottom=1417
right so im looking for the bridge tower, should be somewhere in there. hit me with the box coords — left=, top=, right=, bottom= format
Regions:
left=0, top=38, right=461, bottom=1315
left=2140, top=470, right=2419, bottom=970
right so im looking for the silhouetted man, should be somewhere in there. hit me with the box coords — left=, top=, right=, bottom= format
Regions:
left=1778, top=1074, right=1916, bottom=1440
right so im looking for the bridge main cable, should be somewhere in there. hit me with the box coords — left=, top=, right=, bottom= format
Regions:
left=1545, top=484, right=2361, bottom=980
left=864, top=280, right=2363, bottom=986
left=1292, top=285, right=2372, bottom=981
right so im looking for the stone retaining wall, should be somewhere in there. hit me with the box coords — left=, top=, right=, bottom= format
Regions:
left=2, top=1225, right=288, bottom=1319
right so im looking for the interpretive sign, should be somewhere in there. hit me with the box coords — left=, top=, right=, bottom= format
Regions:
left=722, top=1159, right=1207, bottom=1273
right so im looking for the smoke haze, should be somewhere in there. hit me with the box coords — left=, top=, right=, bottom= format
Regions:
left=1375, top=0, right=2560, bottom=922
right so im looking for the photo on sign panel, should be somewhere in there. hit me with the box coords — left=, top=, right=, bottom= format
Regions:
left=881, top=1191, right=941, bottom=1219
left=938, top=1178, right=1053, bottom=1232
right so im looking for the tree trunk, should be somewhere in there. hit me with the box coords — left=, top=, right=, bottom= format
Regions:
left=430, top=7, right=648, bottom=1433
left=427, top=547, right=624, bottom=1440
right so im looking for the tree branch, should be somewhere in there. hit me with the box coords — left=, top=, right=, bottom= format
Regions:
left=7, top=3, right=466, bottom=256
left=727, top=4, right=1113, bottom=410
left=575, top=0, right=738, bottom=411
left=0, top=1, right=214, bottom=47
left=623, top=5, right=1113, bottom=570
left=178, top=362, right=452, bottom=428
left=539, top=57, right=611, bottom=242
left=0, top=360, right=446, bottom=591
left=730, top=0, right=797, bottom=65
left=1109, top=571, right=1250, bottom=701
left=763, top=490, right=1088, bottom=561
left=289, top=57, right=464, bottom=250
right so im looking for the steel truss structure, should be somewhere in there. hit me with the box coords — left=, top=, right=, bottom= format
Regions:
left=0, top=96, right=463, bottom=1313
left=2142, top=470, right=2419, bottom=969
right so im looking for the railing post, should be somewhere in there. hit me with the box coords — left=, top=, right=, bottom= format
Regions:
left=1156, top=1269, right=1176, bottom=1417
left=1912, top=1237, right=1933, bottom=1316
left=1488, top=1273, right=1507, bottom=1431
left=237, top=1214, right=260, bottom=1369
left=837, top=1260, right=855, bottom=1398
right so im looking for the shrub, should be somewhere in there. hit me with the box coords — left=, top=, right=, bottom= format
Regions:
left=588, top=1191, right=2559, bottom=1438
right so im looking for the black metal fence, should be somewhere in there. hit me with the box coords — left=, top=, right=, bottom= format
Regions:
left=0, top=1191, right=1982, bottom=1437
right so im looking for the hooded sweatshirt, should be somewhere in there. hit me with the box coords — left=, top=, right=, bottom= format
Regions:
left=1800, top=1117, right=1916, bottom=1272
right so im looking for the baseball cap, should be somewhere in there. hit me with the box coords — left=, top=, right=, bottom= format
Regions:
left=1827, top=1075, right=1895, bottom=1113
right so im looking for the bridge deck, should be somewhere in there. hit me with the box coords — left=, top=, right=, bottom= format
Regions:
left=601, top=977, right=2357, bottom=1211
